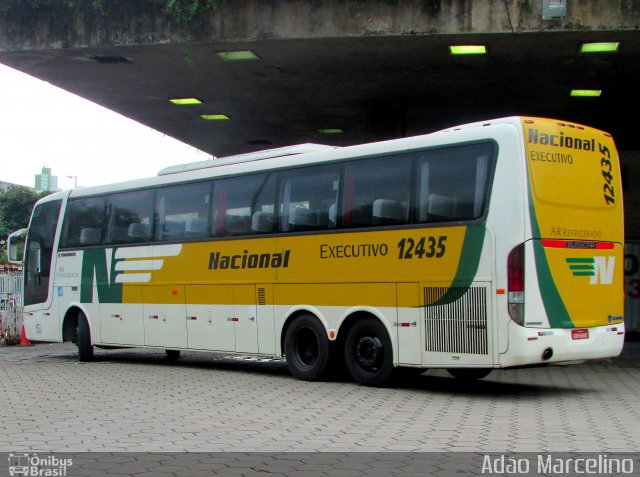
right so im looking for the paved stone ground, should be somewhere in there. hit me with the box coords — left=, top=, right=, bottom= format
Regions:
left=0, top=341, right=639, bottom=455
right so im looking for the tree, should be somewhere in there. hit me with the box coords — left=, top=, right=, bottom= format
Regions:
left=0, top=187, right=48, bottom=263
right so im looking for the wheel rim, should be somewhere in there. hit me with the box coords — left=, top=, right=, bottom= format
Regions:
left=355, top=335, right=384, bottom=372
left=294, top=327, right=319, bottom=368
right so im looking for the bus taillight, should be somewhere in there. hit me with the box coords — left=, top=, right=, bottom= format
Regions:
left=508, top=243, right=525, bottom=325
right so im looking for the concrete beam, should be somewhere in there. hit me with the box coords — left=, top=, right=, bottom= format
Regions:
left=1, top=0, right=639, bottom=52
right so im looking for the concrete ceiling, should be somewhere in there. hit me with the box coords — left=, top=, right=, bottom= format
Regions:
left=1, top=30, right=639, bottom=157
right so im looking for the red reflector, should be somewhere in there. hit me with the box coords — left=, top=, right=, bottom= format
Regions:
left=571, top=329, right=589, bottom=340
left=528, top=337, right=538, bottom=341
left=401, top=322, right=410, bottom=327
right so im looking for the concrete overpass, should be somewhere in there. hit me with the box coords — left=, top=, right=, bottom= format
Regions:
left=1, top=0, right=639, bottom=236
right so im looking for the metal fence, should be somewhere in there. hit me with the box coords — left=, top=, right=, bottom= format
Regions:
left=0, top=271, right=23, bottom=344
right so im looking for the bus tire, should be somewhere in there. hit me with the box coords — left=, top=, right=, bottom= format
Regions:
left=447, top=368, right=492, bottom=380
left=284, top=314, right=330, bottom=381
left=344, top=317, right=394, bottom=387
left=76, top=311, right=94, bottom=362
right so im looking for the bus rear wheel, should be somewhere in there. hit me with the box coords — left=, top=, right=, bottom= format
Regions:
left=284, top=314, right=330, bottom=381
left=447, top=368, right=492, bottom=380
left=344, top=317, right=394, bottom=387
left=76, top=311, right=94, bottom=362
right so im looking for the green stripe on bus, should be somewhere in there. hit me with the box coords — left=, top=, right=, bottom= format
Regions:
left=527, top=188, right=574, bottom=328
left=427, top=224, right=485, bottom=307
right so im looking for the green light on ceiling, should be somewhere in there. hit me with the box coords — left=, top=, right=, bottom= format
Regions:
left=317, top=128, right=344, bottom=134
left=218, top=51, right=259, bottom=61
left=170, top=98, right=202, bottom=105
left=449, top=45, right=487, bottom=55
left=580, top=42, right=620, bottom=53
left=201, top=114, right=230, bottom=120
left=570, top=89, right=602, bottom=97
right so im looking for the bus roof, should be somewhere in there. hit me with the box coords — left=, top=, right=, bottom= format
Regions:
left=59, top=116, right=540, bottom=200
left=157, top=144, right=337, bottom=176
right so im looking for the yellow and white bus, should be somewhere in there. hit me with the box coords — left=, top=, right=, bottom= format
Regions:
left=8, top=116, right=625, bottom=386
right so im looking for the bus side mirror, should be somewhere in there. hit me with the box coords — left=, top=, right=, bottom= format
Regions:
left=7, top=228, right=28, bottom=264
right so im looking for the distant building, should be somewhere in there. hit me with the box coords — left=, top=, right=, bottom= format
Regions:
left=35, top=166, right=58, bottom=192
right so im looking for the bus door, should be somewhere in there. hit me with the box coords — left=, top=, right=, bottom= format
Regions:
left=23, top=200, right=62, bottom=339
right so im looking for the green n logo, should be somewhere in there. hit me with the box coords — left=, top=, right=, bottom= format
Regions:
left=565, top=256, right=615, bottom=285
left=80, top=248, right=123, bottom=303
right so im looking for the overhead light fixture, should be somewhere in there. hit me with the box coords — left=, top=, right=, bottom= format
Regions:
left=580, top=42, right=620, bottom=53
left=317, top=128, right=344, bottom=134
left=201, top=114, right=230, bottom=120
left=449, top=45, right=487, bottom=55
left=217, top=50, right=259, bottom=61
left=170, top=98, right=202, bottom=105
left=570, top=89, right=602, bottom=97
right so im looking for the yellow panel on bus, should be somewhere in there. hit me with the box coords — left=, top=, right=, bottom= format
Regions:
left=522, top=117, right=624, bottom=328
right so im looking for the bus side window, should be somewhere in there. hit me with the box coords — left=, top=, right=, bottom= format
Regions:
left=416, top=143, right=495, bottom=223
left=105, top=190, right=154, bottom=245
left=342, top=154, right=412, bottom=228
left=154, top=182, right=211, bottom=241
left=60, top=196, right=107, bottom=248
left=213, top=173, right=276, bottom=237
left=278, top=165, right=339, bottom=233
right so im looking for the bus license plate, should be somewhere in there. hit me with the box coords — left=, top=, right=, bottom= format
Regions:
left=571, top=329, right=589, bottom=340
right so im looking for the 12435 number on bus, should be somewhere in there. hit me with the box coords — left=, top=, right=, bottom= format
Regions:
left=397, top=236, right=447, bottom=259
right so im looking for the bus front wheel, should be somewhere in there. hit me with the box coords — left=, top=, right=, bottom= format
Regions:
left=284, top=314, right=330, bottom=381
left=344, top=317, right=394, bottom=387
left=76, top=311, right=94, bottom=362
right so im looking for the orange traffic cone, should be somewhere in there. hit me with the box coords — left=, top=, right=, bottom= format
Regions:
left=19, top=324, right=32, bottom=346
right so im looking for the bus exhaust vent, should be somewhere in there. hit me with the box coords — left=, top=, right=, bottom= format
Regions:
left=257, top=288, right=266, bottom=305
left=424, top=286, right=488, bottom=355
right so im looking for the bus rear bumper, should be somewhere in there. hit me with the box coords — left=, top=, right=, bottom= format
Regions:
left=500, top=321, right=625, bottom=368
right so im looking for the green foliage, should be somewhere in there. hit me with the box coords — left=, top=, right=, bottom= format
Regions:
left=0, top=187, right=44, bottom=265
left=162, top=0, right=220, bottom=65
left=0, top=187, right=46, bottom=240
